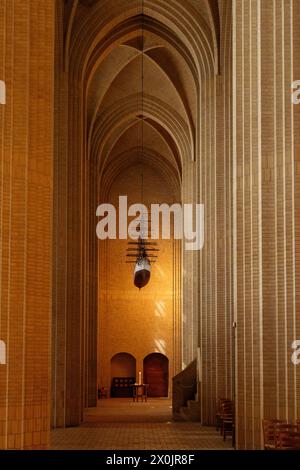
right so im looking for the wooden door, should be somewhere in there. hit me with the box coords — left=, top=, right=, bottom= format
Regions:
left=143, top=353, right=168, bottom=397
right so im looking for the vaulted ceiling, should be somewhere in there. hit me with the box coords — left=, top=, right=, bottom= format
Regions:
left=63, top=0, right=221, bottom=192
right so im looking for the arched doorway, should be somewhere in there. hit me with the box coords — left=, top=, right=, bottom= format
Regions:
left=143, top=353, right=169, bottom=397
left=110, top=352, right=136, bottom=397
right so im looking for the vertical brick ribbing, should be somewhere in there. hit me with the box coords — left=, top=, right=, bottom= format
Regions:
left=0, top=0, right=54, bottom=450
left=197, top=0, right=233, bottom=426
left=293, top=0, right=300, bottom=427
left=233, top=0, right=300, bottom=449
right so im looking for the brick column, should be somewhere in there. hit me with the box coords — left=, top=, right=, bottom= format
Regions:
left=233, top=0, right=300, bottom=449
left=0, top=0, right=54, bottom=449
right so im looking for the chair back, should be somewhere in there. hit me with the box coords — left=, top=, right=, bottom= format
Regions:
left=274, top=423, right=298, bottom=447
left=277, top=430, right=300, bottom=450
left=262, top=419, right=286, bottom=449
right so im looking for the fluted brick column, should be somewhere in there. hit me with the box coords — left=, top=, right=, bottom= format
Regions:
left=233, top=0, right=300, bottom=449
left=0, top=0, right=54, bottom=449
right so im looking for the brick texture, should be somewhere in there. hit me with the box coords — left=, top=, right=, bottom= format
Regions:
left=233, top=0, right=300, bottom=449
left=0, top=0, right=54, bottom=450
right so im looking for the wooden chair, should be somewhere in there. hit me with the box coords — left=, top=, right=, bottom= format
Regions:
left=262, top=419, right=286, bottom=450
left=99, top=387, right=108, bottom=399
left=277, top=431, right=300, bottom=450
left=216, top=398, right=231, bottom=432
left=220, top=401, right=234, bottom=441
left=274, top=423, right=298, bottom=448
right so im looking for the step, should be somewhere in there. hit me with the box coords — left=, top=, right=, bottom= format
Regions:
left=172, top=411, right=186, bottom=422
left=187, top=399, right=200, bottom=410
left=179, top=401, right=201, bottom=422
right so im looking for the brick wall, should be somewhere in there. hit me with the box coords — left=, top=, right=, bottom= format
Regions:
left=50, top=0, right=300, bottom=451
left=98, top=163, right=181, bottom=394
left=182, top=0, right=233, bottom=425
left=233, top=0, right=300, bottom=449
left=0, top=0, right=54, bottom=450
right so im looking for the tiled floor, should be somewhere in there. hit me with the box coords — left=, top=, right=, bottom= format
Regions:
left=50, top=399, right=233, bottom=450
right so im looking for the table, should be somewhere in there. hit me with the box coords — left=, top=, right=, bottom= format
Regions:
left=132, top=384, right=149, bottom=402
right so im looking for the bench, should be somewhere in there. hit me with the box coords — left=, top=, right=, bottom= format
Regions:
left=111, top=377, right=135, bottom=398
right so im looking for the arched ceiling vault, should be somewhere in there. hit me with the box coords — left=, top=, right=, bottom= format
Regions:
left=100, top=148, right=180, bottom=201
left=90, top=94, right=190, bottom=177
left=99, top=118, right=182, bottom=185
left=69, top=1, right=216, bottom=76
left=86, top=27, right=197, bottom=132
left=64, top=0, right=220, bottom=187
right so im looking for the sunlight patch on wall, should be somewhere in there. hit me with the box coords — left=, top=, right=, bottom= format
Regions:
left=154, top=339, right=166, bottom=355
left=155, top=264, right=165, bottom=279
left=155, top=300, right=166, bottom=318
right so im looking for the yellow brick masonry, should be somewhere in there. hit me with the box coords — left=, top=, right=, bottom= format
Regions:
left=233, top=0, right=300, bottom=449
left=0, top=1, right=54, bottom=450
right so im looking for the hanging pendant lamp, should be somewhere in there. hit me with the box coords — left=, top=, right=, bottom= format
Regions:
left=125, top=1, right=159, bottom=289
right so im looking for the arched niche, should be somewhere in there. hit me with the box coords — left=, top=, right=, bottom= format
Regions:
left=110, top=352, right=137, bottom=398
left=111, top=352, right=136, bottom=378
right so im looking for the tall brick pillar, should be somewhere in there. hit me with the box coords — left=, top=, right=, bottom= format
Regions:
left=233, top=0, right=300, bottom=449
left=0, top=1, right=54, bottom=449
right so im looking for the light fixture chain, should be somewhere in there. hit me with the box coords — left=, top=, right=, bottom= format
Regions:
left=141, top=0, right=144, bottom=206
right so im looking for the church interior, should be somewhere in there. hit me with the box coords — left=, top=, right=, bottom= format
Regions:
left=0, top=0, right=300, bottom=451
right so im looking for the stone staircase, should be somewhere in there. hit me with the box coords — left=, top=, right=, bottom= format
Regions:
left=172, top=359, right=201, bottom=422
left=179, top=399, right=201, bottom=422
